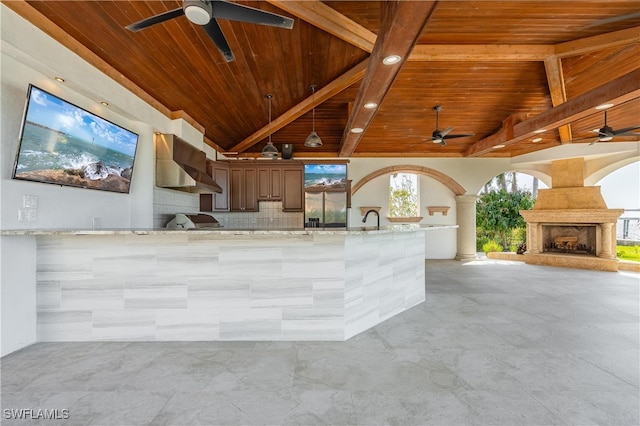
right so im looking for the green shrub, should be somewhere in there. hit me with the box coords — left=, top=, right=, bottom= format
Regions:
left=482, top=240, right=503, bottom=254
left=476, top=235, right=491, bottom=252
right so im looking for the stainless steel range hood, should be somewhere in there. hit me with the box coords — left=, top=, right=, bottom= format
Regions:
left=156, top=134, right=222, bottom=193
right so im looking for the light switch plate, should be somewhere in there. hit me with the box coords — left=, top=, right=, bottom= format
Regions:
left=23, top=195, right=38, bottom=208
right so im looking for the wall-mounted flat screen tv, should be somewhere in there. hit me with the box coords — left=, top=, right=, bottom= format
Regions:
left=304, top=164, right=347, bottom=191
left=12, top=85, right=139, bottom=194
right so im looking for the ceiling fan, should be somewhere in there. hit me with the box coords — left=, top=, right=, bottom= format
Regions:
left=430, top=105, right=475, bottom=146
left=588, top=109, right=640, bottom=145
left=125, top=0, right=294, bottom=62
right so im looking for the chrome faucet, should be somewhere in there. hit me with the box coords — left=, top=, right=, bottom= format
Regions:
left=362, top=209, right=380, bottom=229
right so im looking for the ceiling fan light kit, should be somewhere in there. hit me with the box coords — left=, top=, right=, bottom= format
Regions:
left=304, top=85, right=322, bottom=148
left=184, top=0, right=211, bottom=25
left=262, top=94, right=279, bottom=158
left=125, top=0, right=294, bottom=63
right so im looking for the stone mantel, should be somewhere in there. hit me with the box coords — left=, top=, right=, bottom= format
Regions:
left=520, top=209, right=624, bottom=224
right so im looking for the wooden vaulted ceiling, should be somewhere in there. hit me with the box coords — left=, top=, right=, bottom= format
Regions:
left=6, top=0, right=640, bottom=159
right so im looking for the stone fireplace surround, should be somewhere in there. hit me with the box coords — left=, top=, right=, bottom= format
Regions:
left=520, top=158, right=623, bottom=272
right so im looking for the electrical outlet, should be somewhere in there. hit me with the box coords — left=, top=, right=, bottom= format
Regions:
left=18, top=209, right=37, bottom=222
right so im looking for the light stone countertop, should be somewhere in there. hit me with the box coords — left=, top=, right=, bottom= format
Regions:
left=1, top=224, right=458, bottom=236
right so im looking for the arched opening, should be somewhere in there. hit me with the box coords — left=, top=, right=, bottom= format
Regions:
left=597, top=161, right=640, bottom=247
left=476, top=171, right=545, bottom=254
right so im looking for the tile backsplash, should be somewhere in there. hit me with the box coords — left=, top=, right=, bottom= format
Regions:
left=153, top=188, right=303, bottom=229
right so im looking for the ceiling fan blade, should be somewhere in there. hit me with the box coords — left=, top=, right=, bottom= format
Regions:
left=126, top=7, right=185, bottom=32
left=439, top=140, right=447, bottom=146
left=210, top=0, right=294, bottom=29
left=586, top=11, right=640, bottom=28
left=443, top=133, right=475, bottom=140
left=613, top=125, right=640, bottom=135
left=440, top=127, right=454, bottom=137
left=202, top=18, right=235, bottom=62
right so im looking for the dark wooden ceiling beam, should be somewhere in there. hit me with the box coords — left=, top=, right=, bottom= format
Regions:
left=266, top=0, right=376, bottom=52
left=229, top=59, right=370, bottom=154
left=338, top=1, right=437, bottom=157
left=464, top=69, right=640, bottom=157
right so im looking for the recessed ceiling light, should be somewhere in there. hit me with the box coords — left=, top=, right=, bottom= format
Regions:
left=493, top=144, right=505, bottom=149
left=54, top=76, right=65, bottom=83
left=532, top=137, right=542, bottom=143
left=100, top=101, right=109, bottom=107
left=534, top=129, right=546, bottom=134
left=350, top=127, right=364, bottom=134
left=382, top=55, right=401, bottom=65
left=364, top=102, right=378, bottom=109
left=595, top=103, right=614, bottom=110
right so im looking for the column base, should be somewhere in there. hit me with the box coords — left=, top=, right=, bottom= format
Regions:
left=455, top=253, right=478, bottom=261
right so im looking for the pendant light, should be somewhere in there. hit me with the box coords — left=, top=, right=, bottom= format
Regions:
left=304, top=85, right=323, bottom=147
left=261, top=94, right=279, bottom=158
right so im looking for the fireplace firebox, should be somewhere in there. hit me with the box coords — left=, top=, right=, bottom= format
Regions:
left=542, top=224, right=596, bottom=256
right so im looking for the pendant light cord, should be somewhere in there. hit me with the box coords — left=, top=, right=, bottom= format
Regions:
left=311, top=85, right=316, bottom=133
left=267, top=94, right=272, bottom=144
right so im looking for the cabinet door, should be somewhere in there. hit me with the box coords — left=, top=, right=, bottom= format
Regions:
left=229, top=167, right=244, bottom=211
left=282, top=167, right=303, bottom=211
left=212, top=165, right=229, bottom=210
left=269, top=167, right=282, bottom=200
left=243, top=167, right=258, bottom=211
left=257, top=167, right=271, bottom=200
left=257, top=166, right=282, bottom=200
left=230, top=166, right=258, bottom=212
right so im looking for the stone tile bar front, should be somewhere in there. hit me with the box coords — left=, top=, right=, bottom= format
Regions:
left=4, top=226, right=438, bottom=342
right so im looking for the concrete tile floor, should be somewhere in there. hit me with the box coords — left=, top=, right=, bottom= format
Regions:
left=1, top=259, right=638, bottom=425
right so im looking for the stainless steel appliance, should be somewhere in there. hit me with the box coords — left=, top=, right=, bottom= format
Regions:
left=305, top=191, right=347, bottom=228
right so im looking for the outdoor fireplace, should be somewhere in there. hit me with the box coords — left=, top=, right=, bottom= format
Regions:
left=519, top=158, right=623, bottom=272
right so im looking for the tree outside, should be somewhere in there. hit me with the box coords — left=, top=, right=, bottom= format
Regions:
left=477, top=173, right=535, bottom=251
left=389, top=173, right=418, bottom=217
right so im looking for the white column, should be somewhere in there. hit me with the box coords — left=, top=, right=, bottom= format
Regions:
left=455, top=195, right=478, bottom=261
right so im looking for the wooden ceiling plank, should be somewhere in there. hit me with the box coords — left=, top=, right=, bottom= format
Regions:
left=266, top=0, right=376, bottom=53
left=338, top=1, right=438, bottom=158
left=3, top=0, right=172, bottom=117
left=544, top=55, right=572, bottom=143
left=229, top=58, right=370, bottom=153
left=554, top=26, right=640, bottom=58
left=409, top=44, right=554, bottom=61
left=465, top=68, right=640, bottom=157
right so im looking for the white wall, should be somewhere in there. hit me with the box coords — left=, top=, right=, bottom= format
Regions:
left=0, top=236, right=36, bottom=356
left=0, top=5, right=182, bottom=355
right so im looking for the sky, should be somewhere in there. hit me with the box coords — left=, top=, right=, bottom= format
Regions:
left=26, top=86, right=138, bottom=156
left=597, top=162, right=639, bottom=211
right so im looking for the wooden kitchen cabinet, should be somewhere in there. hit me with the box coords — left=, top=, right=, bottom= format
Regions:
left=257, top=166, right=282, bottom=200
left=282, top=166, right=304, bottom=211
left=200, top=161, right=229, bottom=212
left=230, top=166, right=258, bottom=212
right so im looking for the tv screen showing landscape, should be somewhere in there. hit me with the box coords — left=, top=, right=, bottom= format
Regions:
left=12, top=85, right=139, bottom=193
left=304, top=164, right=347, bottom=190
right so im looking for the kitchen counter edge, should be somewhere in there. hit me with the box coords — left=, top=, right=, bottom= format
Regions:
left=1, top=225, right=458, bottom=236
